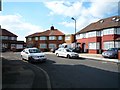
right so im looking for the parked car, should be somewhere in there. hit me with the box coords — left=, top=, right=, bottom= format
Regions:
left=102, top=48, right=120, bottom=59
left=55, top=48, right=79, bottom=59
left=21, top=48, right=47, bottom=63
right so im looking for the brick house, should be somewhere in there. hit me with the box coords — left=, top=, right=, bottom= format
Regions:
left=0, top=28, right=25, bottom=51
left=25, top=26, right=65, bottom=51
left=76, top=16, right=120, bottom=54
left=65, top=34, right=75, bottom=44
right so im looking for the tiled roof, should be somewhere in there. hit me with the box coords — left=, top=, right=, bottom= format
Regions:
left=0, top=28, right=18, bottom=37
left=26, top=27, right=65, bottom=38
left=76, top=16, right=120, bottom=34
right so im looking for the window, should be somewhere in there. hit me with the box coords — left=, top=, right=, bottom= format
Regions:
left=35, top=37, right=38, bottom=41
left=58, top=36, right=63, bottom=40
left=88, top=31, right=96, bottom=38
left=49, top=44, right=56, bottom=49
left=10, top=37, right=17, bottom=40
left=2, top=36, right=8, bottom=40
left=79, top=33, right=88, bottom=39
left=49, top=36, right=56, bottom=40
left=103, top=41, right=114, bottom=50
left=40, top=36, right=47, bottom=40
left=96, top=31, right=101, bottom=36
left=65, top=36, right=70, bottom=40
left=115, top=41, right=120, bottom=48
left=40, top=44, right=47, bottom=48
left=76, top=34, right=80, bottom=39
left=103, top=28, right=114, bottom=35
left=28, top=38, right=32, bottom=41
left=89, top=42, right=100, bottom=49
left=116, top=28, right=120, bottom=35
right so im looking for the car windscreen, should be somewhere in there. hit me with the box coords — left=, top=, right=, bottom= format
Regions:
left=108, top=48, right=118, bottom=51
left=66, top=49, right=72, bottom=52
left=29, top=49, right=41, bottom=53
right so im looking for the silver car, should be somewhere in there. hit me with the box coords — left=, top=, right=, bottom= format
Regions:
left=21, top=48, right=47, bottom=63
left=55, top=48, right=79, bottom=59
left=102, top=48, right=120, bottom=59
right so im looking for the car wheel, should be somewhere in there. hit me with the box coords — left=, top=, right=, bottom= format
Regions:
left=56, top=53, right=59, bottom=57
left=67, top=54, right=71, bottom=59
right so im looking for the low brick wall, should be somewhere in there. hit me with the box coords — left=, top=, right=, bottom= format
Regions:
left=118, top=50, right=120, bottom=60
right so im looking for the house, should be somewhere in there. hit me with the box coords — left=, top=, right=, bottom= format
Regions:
left=25, top=26, right=65, bottom=51
left=65, top=34, right=75, bottom=44
left=76, top=16, right=120, bottom=54
left=0, top=28, right=25, bottom=51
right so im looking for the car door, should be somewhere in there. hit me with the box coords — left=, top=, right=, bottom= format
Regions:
left=24, top=50, right=29, bottom=60
left=63, top=49, right=68, bottom=57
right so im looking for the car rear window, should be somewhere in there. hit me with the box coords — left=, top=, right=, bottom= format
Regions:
left=29, top=49, right=41, bottom=53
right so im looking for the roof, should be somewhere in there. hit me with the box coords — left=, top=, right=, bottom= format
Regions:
left=76, top=16, right=120, bottom=34
left=26, top=26, right=65, bottom=38
left=0, top=28, right=18, bottom=37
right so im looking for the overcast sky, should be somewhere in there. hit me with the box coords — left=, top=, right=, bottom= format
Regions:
left=0, top=0, right=119, bottom=41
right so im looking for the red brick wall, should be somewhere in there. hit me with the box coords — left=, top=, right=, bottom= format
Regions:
left=89, top=50, right=98, bottom=54
left=77, top=37, right=101, bottom=49
left=118, top=51, right=120, bottom=60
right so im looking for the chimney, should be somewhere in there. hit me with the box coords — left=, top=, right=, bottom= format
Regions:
left=50, top=26, right=54, bottom=30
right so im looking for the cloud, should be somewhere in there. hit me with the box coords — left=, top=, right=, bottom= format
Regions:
left=44, top=1, right=83, bottom=17
left=44, top=0, right=119, bottom=31
left=0, top=14, right=44, bottom=41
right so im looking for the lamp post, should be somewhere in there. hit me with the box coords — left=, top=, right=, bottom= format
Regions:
left=71, top=17, right=76, bottom=48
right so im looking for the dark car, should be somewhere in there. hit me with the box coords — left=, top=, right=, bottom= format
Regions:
left=102, top=48, right=120, bottom=59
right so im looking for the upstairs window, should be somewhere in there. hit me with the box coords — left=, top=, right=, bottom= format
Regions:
left=28, top=38, right=32, bottom=41
left=35, top=37, right=39, bottom=41
left=2, top=36, right=8, bottom=40
left=10, top=37, right=17, bottom=40
left=49, top=36, right=56, bottom=40
left=88, top=31, right=96, bottom=38
left=65, top=36, right=70, bottom=40
left=40, top=36, right=47, bottom=40
left=103, top=28, right=114, bottom=35
left=58, top=36, right=63, bottom=40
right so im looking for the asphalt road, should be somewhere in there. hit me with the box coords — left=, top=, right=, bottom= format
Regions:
left=2, top=52, right=120, bottom=88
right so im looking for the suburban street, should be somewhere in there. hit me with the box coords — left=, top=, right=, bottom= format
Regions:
left=2, top=52, right=120, bottom=89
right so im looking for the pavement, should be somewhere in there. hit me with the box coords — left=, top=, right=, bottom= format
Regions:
left=45, top=52, right=120, bottom=63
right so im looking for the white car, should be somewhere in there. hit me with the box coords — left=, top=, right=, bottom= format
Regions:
left=55, top=48, right=79, bottom=59
left=21, top=48, right=47, bottom=62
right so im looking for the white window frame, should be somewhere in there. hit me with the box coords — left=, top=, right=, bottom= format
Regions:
left=88, top=42, right=100, bottom=50
left=58, top=36, right=63, bottom=40
left=40, top=36, right=47, bottom=40
left=65, top=36, right=70, bottom=40
left=49, top=36, right=56, bottom=40
left=2, top=36, right=8, bottom=40
left=88, top=31, right=96, bottom=38
left=28, top=37, right=32, bottom=41
left=35, top=37, right=39, bottom=41
left=49, top=44, right=56, bottom=49
left=103, top=28, right=114, bottom=35
left=40, top=44, right=47, bottom=49
left=103, top=41, right=114, bottom=50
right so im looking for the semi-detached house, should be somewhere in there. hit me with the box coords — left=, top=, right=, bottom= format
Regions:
left=76, top=16, right=120, bottom=54
left=25, top=26, right=65, bottom=51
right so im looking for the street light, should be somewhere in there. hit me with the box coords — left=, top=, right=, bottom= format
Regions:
left=71, top=17, right=76, bottom=48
